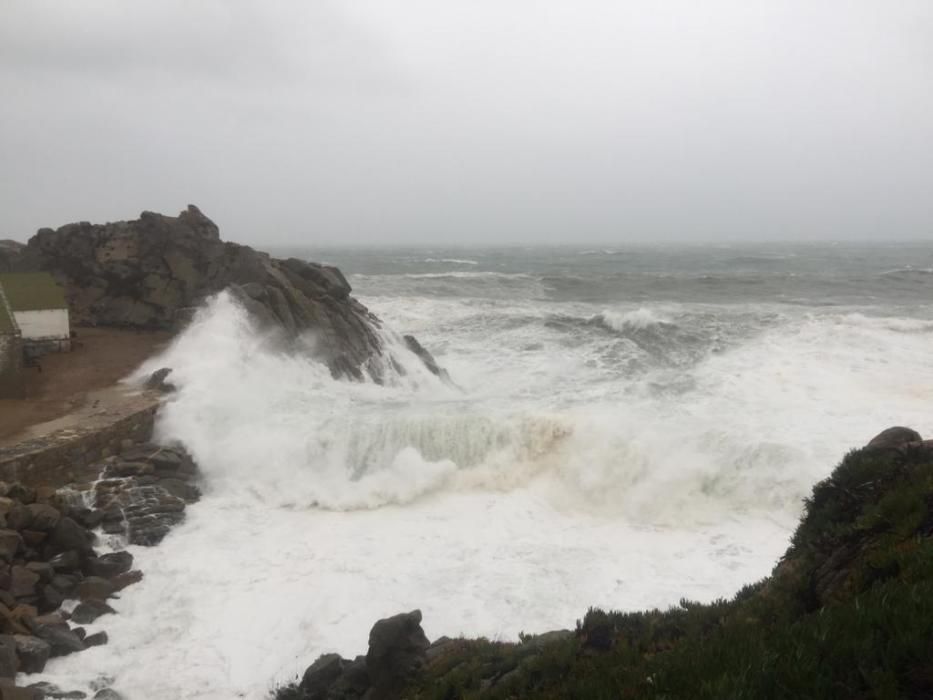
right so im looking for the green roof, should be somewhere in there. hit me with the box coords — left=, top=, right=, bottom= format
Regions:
left=0, top=273, right=67, bottom=312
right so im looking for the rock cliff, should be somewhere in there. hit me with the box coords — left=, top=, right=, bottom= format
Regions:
left=12, top=206, right=439, bottom=381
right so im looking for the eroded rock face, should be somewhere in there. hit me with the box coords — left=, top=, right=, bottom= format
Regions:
left=17, top=206, right=443, bottom=381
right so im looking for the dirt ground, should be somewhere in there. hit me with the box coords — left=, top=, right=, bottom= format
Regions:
left=0, top=327, right=172, bottom=443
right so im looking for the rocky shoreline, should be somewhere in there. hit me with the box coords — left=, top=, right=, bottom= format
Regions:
left=0, top=440, right=200, bottom=699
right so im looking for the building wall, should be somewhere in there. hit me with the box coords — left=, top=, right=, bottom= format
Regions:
left=14, top=308, right=69, bottom=340
left=0, top=332, right=24, bottom=399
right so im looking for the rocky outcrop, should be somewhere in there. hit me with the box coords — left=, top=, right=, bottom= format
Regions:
left=15, top=206, right=444, bottom=382
left=0, top=439, right=199, bottom=697
left=280, top=610, right=432, bottom=700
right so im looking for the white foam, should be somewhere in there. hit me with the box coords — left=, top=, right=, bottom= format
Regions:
left=597, top=307, right=671, bottom=331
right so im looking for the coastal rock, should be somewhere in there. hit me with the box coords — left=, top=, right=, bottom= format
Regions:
left=143, top=367, right=175, bottom=393
left=83, top=552, right=133, bottom=579
left=70, top=600, right=115, bottom=625
left=30, top=622, right=85, bottom=657
left=0, top=635, right=16, bottom=678
left=866, top=426, right=922, bottom=450
left=287, top=610, right=430, bottom=700
left=75, top=578, right=113, bottom=602
left=14, top=634, right=51, bottom=674
left=366, top=609, right=431, bottom=696
left=17, top=206, right=446, bottom=381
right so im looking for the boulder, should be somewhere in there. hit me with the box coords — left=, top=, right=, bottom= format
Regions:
left=83, top=552, right=133, bottom=579
left=299, top=653, right=345, bottom=698
left=10, top=567, right=39, bottom=599
left=30, top=622, right=85, bottom=657
left=75, top=578, right=113, bottom=602
left=13, top=635, right=51, bottom=674
left=144, top=367, right=175, bottom=393
left=0, top=531, right=22, bottom=563
left=70, top=601, right=115, bottom=625
left=866, top=427, right=923, bottom=450
left=47, top=552, right=81, bottom=573
left=24, top=506, right=60, bottom=532
left=45, top=519, right=93, bottom=557
left=365, top=610, right=430, bottom=698
left=83, top=632, right=107, bottom=648
left=0, top=635, right=16, bottom=679
left=110, top=570, right=143, bottom=592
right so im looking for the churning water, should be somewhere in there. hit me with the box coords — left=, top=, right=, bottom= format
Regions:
left=35, top=244, right=933, bottom=698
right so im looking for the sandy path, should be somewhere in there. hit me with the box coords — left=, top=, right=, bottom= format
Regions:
left=0, top=327, right=172, bottom=443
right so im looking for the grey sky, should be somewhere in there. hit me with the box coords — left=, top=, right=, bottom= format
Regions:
left=1, top=1, right=931, bottom=245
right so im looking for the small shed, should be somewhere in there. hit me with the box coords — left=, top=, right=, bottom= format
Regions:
left=0, top=273, right=71, bottom=354
left=0, top=285, right=24, bottom=398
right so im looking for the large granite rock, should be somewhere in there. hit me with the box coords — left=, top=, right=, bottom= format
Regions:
left=283, top=610, right=430, bottom=700
left=16, top=206, right=442, bottom=381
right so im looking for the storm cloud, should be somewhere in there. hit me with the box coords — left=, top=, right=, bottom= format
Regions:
left=1, top=1, right=931, bottom=244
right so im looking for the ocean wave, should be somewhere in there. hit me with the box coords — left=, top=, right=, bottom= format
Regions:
left=879, top=267, right=933, bottom=276
left=593, top=307, right=672, bottom=332
left=400, top=271, right=536, bottom=280
left=424, top=257, right=479, bottom=265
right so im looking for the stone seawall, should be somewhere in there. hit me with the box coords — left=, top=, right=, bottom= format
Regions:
left=0, top=392, right=159, bottom=488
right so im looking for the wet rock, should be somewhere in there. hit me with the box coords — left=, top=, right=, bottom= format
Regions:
left=92, top=690, right=122, bottom=700
left=867, top=426, right=923, bottom=450
left=45, top=519, right=93, bottom=557
left=103, top=463, right=153, bottom=479
left=0, top=635, right=16, bottom=678
left=24, top=506, right=60, bottom=532
left=366, top=610, right=430, bottom=697
left=24, top=563, right=52, bottom=585
left=14, top=635, right=51, bottom=674
left=110, top=571, right=143, bottom=592
left=70, top=601, right=115, bottom=625
left=155, top=479, right=199, bottom=502
left=36, top=585, right=65, bottom=614
left=83, top=552, right=133, bottom=579
left=30, top=622, right=85, bottom=657
left=6, top=505, right=31, bottom=533
left=20, top=531, right=46, bottom=549
left=5, top=486, right=35, bottom=506
left=49, top=575, right=78, bottom=597
left=10, top=567, right=40, bottom=599
left=299, top=653, right=346, bottom=698
left=144, top=367, right=175, bottom=393
left=47, top=552, right=81, bottom=573
left=75, top=578, right=113, bottom=602
left=83, top=632, right=107, bottom=648
left=25, top=683, right=86, bottom=699
left=0, top=532, right=22, bottom=563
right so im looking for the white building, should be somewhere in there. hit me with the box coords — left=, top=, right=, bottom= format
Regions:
left=0, top=273, right=71, bottom=354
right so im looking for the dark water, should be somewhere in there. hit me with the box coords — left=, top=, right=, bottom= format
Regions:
left=268, top=243, right=933, bottom=311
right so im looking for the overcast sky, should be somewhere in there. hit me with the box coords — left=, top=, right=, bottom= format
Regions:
left=1, top=1, right=931, bottom=245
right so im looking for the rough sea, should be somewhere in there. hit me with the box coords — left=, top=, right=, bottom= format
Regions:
left=36, top=243, right=933, bottom=698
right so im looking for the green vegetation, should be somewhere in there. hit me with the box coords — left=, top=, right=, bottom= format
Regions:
left=406, top=441, right=933, bottom=699
left=0, top=272, right=67, bottom=311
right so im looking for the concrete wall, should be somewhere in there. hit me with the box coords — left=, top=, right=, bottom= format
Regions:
left=14, top=308, right=69, bottom=341
left=0, top=332, right=24, bottom=399
left=0, top=401, right=158, bottom=488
